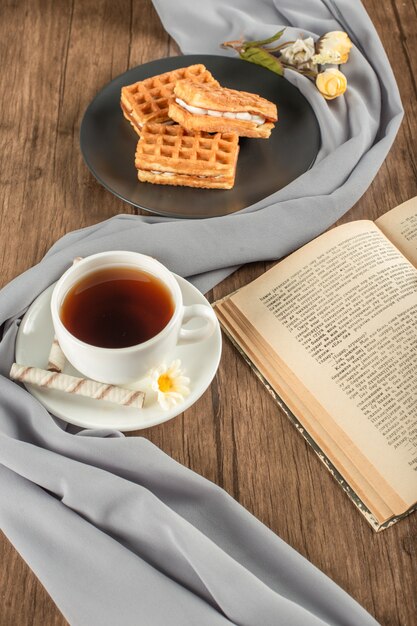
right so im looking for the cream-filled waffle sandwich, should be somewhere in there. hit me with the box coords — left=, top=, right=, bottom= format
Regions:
left=135, top=123, right=239, bottom=189
left=169, top=80, right=278, bottom=139
left=121, top=65, right=218, bottom=135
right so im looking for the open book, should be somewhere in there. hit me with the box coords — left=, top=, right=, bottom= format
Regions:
left=214, top=197, right=417, bottom=531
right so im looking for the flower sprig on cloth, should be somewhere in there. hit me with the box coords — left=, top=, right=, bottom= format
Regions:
left=222, top=29, right=352, bottom=100
left=144, top=359, right=190, bottom=410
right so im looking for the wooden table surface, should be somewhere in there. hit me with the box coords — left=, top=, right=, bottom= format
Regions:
left=0, top=1, right=416, bottom=624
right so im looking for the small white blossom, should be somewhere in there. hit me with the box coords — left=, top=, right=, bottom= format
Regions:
left=312, top=50, right=342, bottom=65
left=145, top=359, right=190, bottom=410
left=280, top=37, right=315, bottom=68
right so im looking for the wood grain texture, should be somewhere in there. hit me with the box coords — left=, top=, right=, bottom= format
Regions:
left=0, top=1, right=416, bottom=625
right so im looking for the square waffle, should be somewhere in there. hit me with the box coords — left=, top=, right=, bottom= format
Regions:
left=121, top=65, right=218, bottom=135
left=169, top=80, right=278, bottom=139
left=135, top=123, right=239, bottom=189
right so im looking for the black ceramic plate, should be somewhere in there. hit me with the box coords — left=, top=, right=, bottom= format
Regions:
left=80, top=55, right=320, bottom=219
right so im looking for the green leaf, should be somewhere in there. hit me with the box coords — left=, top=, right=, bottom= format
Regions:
left=240, top=46, right=284, bottom=76
left=243, top=29, right=286, bottom=49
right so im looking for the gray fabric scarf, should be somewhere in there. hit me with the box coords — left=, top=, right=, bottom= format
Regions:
left=0, top=0, right=401, bottom=624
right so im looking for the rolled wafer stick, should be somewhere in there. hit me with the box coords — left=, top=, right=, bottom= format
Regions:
left=47, top=256, right=83, bottom=372
left=47, top=337, right=66, bottom=373
left=10, top=363, right=145, bottom=409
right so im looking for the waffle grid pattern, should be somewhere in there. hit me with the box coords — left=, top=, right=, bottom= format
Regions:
left=137, top=124, right=238, bottom=168
left=122, top=65, right=217, bottom=124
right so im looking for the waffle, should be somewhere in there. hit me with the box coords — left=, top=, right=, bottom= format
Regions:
left=169, top=80, right=278, bottom=138
left=121, top=65, right=218, bottom=135
left=135, top=123, right=239, bottom=189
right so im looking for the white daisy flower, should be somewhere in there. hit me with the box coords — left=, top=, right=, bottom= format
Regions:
left=145, top=359, right=190, bottom=410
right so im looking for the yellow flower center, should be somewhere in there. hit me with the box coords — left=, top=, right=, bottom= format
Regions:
left=158, top=374, right=175, bottom=393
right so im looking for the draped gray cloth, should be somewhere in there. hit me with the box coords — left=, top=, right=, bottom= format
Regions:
left=0, top=0, right=401, bottom=623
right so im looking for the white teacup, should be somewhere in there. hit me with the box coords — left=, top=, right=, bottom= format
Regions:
left=51, top=251, right=217, bottom=385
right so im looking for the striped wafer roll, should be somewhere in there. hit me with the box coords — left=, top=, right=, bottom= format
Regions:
left=47, top=337, right=66, bottom=373
left=10, top=364, right=145, bottom=409
left=47, top=257, right=83, bottom=372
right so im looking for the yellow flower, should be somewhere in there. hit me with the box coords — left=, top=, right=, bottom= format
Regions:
left=145, top=359, right=190, bottom=410
left=316, top=31, right=352, bottom=64
left=316, top=68, right=347, bottom=100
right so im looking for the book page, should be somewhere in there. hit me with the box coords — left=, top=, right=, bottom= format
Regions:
left=230, top=221, right=417, bottom=508
left=376, top=196, right=417, bottom=266
left=217, top=300, right=405, bottom=523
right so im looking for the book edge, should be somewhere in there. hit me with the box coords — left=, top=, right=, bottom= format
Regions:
left=215, top=308, right=416, bottom=532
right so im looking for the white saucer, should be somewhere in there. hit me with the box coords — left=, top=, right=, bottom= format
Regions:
left=15, top=275, right=222, bottom=431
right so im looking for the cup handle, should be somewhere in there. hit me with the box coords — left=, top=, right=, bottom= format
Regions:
left=178, top=304, right=217, bottom=345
